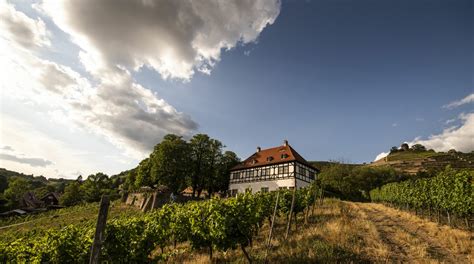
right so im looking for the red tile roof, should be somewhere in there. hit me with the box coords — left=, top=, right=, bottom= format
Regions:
left=231, top=144, right=318, bottom=171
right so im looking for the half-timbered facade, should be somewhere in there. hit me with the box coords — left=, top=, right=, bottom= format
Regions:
left=229, top=140, right=319, bottom=195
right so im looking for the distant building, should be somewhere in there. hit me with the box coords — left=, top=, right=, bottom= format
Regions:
left=228, top=140, right=319, bottom=195
left=40, top=192, right=60, bottom=206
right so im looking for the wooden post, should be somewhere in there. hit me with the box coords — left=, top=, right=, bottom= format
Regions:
left=285, top=180, right=297, bottom=239
left=90, top=195, right=110, bottom=264
left=311, top=184, right=318, bottom=218
left=264, top=191, right=279, bottom=263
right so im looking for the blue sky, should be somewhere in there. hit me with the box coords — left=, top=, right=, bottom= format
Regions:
left=0, top=0, right=472, bottom=178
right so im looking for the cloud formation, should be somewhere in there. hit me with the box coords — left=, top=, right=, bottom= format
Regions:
left=0, top=147, right=53, bottom=167
left=0, top=153, right=52, bottom=167
left=443, top=93, right=474, bottom=109
left=0, top=1, right=50, bottom=49
left=41, top=0, right=281, bottom=80
left=69, top=71, right=198, bottom=154
left=409, top=112, right=474, bottom=153
left=1, top=3, right=198, bottom=157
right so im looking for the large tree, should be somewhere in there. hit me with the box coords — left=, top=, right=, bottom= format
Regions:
left=3, top=177, right=31, bottom=208
left=151, top=134, right=191, bottom=193
left=189, top=134, right=213, bottom=197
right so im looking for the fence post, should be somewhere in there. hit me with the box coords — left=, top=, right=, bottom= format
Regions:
left=285, top=181, right=297, bottom=239
left=89, top=195, right=110, bottom=264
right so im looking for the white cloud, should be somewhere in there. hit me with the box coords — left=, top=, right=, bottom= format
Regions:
left=409, top=112, right=474, bottom=152
left=1, top=1, right=281, bottom=176
left=0, top=1, right=50, bottom=49
left=374, top=151, right=389, bottom=161
left=445, top=118, right=456, bottom=125
left=443, top=93, right=474, bottom=109
left=40, top=0, right=281, bottom=80
left=0, top=3, right=197, bottom=158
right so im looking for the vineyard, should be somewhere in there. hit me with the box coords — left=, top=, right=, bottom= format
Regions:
left=370, top=167, right=473, bottom=227
left=0, top=184, right=323, bottom=263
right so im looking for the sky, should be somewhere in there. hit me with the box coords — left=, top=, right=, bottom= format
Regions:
left=0, top=0, right=472, bottom=179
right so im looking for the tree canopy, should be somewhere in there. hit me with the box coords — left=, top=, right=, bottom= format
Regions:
left=126, top=133, right=240, bottom=197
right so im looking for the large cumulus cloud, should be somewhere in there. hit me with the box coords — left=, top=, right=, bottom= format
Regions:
left=0, top=1, right=50, bottom=49
left=41, top=0, right=281, bottom=80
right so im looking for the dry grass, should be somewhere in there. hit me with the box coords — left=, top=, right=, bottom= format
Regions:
left=159, top=199, right=473, bottom=263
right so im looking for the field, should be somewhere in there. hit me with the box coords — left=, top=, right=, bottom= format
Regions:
left=1, top=199, right=471, bottom=263
left=0, top=201, right=141, bottom=241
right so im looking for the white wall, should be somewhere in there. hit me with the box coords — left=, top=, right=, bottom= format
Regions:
left=229, top=178, right=309, bottom=194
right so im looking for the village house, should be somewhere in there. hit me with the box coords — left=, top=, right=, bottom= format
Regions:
left=229, top=140, right=319, bottom=195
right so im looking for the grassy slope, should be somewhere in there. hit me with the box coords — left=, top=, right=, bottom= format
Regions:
left=0, top=201, right=141, bottom=242
left=385, top=151, right=442, bottom=161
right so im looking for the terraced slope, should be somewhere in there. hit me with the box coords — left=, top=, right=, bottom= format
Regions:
left=369, top=151, right=474, bottom=174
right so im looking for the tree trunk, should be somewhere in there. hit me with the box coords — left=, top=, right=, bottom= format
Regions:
left=241, top=244, right=252, bottom=264
left=209, top=246, right=213, bottom=262
left=447, top=211, right=451, bottom=226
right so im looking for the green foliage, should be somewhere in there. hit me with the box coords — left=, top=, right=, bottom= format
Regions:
left=3, top=177, right=31, bottom=207
left=127, top=133, right=240, bottom=197
left=60, top=182, right=84, bottom=206
left=1, top=184, right=321, bottom=263
left=0, top=175, right=7, bottom=193
left=318, top=164, right=404, bottom=201
left=370, top=167, right=473, bottom=217
left=410, top=144, right=427, bottom=152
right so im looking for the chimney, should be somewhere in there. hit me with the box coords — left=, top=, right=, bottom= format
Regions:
left=283, top=139, right=288, bottom=146
left=257, top=146, right=261, bottom=152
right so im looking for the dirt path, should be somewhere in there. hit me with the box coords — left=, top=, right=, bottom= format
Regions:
left=350, top=202, right=472, bottom=263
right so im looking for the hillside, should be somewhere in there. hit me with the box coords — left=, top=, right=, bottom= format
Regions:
left=369, top=150, right=474, bottom=175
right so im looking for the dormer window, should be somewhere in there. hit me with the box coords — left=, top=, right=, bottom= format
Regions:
left=251, top=159, right=258, bottom=165
left=266, top=156, right=274, bottom=162
left=281, top=154, right=289, bottom=159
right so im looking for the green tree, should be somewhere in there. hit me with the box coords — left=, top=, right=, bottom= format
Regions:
left=213, top=151, right=240, bottom=194
left=151, top=134, right=191, bottom=193
left=60, top=182, right=84, bottom=206
left=135, top=158, right=152, bottom=188
left=411, top=144, right=426, bottom=151
left=189, top=134, right=213, bottom=197
left=0, top=175, right=8, bottom=193
left=80, top=173, right=115, bottom=202
left=3, top=177, right=31, bottom=207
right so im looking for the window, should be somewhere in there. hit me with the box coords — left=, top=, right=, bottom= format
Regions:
left=231, top=189, right=238, bottom=197
left=261, top=187, right=269, bottom=193
left=289, top=186, right=295, bottom=190
left=278, top=166, right=284, bottom=174
left=281, top=153, right=289, bottom=159
left=279, top=186, right=287, bottom=190
left=266, top=156, right=274, bottom=162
